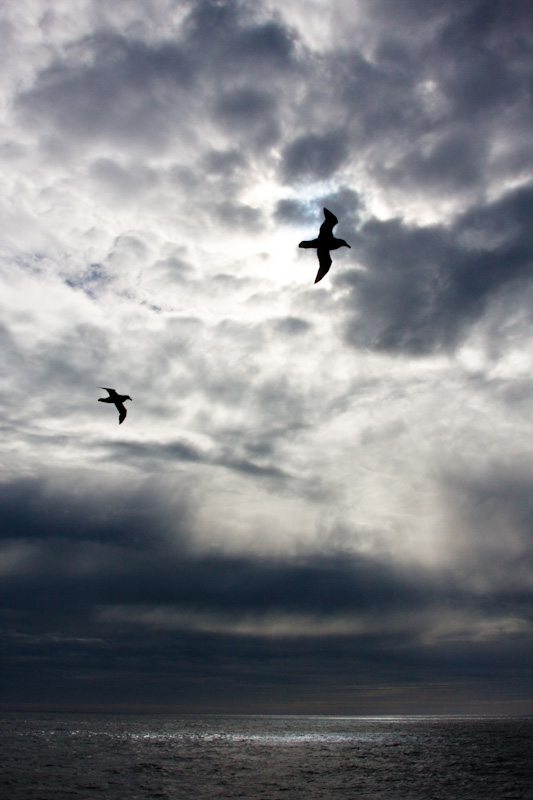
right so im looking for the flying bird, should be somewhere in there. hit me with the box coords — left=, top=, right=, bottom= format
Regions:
left=299, top=208, right=351, bottom=284
left=98, top=387, right=132, bottom=424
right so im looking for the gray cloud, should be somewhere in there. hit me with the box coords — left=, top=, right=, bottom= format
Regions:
left=382, top=129, right=485, bottom=193
left=1, top=468, right=530, bottom=711
left=89, top=158, right=160, bottom=202
left=184, top=3, right=295, bottom=73
left=439, top=459, right=533, bottom=592
left=281, top=132, right=349, bottom=182
left=274, top=198, right=312, bottom=225
left=269, top=316, right=311, bottom=336
left=17, top=35, right=193, bottom=153
left=212, top=200, right=263, bottom=230
left=100, top=438, right=289, bottom=483
left=203, top=148, right=247, bottom=176
left=214, top=88, right=280, bottom=149
left=340, top=186, right=533, bottom=354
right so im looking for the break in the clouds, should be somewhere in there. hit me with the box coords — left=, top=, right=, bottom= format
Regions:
left=0, top=0, right=532, bottom=714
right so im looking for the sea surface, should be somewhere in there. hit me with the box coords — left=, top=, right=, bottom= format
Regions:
left=1, top=714, right=531, bottom=799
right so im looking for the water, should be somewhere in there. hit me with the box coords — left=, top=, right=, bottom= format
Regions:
left=1, top=714, right=531, bottom=799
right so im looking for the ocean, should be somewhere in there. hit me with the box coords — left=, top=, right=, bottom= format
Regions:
left=1, top=714, right=531, bottom=799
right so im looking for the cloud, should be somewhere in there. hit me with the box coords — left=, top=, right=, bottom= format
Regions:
left=184, top=3, right=296, bottom=73
left=274, top=198, right=312, bottom=224
left=1, top=465, right=530, bottom=711
left=214, top=88, right=280, bottom=150
left=281, top=132, right=349, bottom=182
left=1, top=466, right=530, bottom=624
left=17, top=34, right=193, bottom=153
left=1, top=0, right=532, bottom=712
left=438, top=458, right=533, bottom=592
left=339, top=186, right=533, bottom=354
left=269, top=316, right=311, bottom=336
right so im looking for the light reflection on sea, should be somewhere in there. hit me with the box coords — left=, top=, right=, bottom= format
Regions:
left=2, top=713, right=531, bottom=799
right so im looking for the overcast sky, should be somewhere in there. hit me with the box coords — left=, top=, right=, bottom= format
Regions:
left=1, top=0, right=532, bottom=714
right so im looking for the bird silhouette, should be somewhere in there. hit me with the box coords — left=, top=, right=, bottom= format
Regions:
left=299, top=208, right=351, bottom=283
left=98, top=387, right=132, bottom=424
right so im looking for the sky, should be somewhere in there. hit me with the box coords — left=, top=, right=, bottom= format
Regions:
left=0, top=0, right=532, bottom=715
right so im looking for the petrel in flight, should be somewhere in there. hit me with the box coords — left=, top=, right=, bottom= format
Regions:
left=299, top=208, right=351, bottom=284
left=98, top=387, right=132, bottom=424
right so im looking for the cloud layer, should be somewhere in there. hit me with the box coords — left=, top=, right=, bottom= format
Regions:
left=0, top=0, right=532, bottom=712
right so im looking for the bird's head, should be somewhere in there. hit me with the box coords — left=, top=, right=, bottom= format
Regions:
left=340, top=240, right=351, bottom=249
left=125, top=395, right=132, bottom=402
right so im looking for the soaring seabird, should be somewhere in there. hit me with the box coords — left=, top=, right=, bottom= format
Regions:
left=98, top=387, right=132, bottom=424
left=299, top=208, right=351, bottom=284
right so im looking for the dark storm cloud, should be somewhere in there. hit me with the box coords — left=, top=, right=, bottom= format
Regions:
left=383, top=129, right=485, bottom=193
left=0, top=475, right=190, bottom=549
left=281, top=132, right=349, bottom=182
left=1, top=472, right=528, bottom=622
left=366, top=16, right=530, bottom=192
left=12, top=0, right=532, bottom=201
left=214, top=88, right=279, bottom=148
left=215, top=88, right=275, bottom=125
left=338, top=49, right=419, bottom=145
left=340, top=185, right=533, bottom=354
left=231, top=19, right=295, bottom=67
left=16, top=3, right=296, bottom=157
left=430, top=0, right=532, bottom=116
left=184, top=2, right=295, bottom=73
left=2, top=624, right=530, bottom=713
left=323, top=0, right=533, bottom=200
left=1, top=470, right=531, bottom=711
left=274, top=198, right=312, bottom=225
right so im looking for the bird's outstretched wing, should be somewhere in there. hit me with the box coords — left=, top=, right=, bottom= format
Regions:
left=99, top=387, right=118, bottom=398
left=117, top=403, right=127, bottom=424
left=299, top=237, right=319, bottom=249
left=319, top=208, right=338, bottom=237
left=314, top=249, right=332, bottom=283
